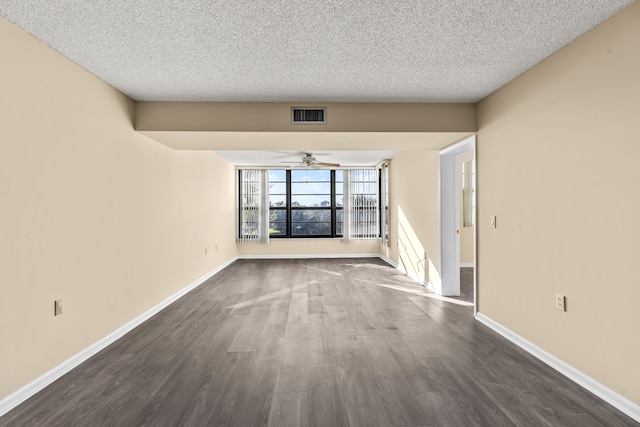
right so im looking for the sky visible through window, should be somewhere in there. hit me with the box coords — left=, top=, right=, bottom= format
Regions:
left=269, top=169, right=345, bottom=207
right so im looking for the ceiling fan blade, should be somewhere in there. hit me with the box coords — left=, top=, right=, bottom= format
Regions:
left=317, top=162, right=340, bottom=167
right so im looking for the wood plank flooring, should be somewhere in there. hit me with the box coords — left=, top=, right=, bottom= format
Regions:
left=457, top=267, right=474, bottom=304
left=1, top=258, right=636, bottom=426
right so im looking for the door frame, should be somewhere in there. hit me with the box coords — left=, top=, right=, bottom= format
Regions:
left=438, top=135, right=476, bottom=311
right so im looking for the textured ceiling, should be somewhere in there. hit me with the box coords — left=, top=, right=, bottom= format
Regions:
left=0, top=0, right=634, bottom=103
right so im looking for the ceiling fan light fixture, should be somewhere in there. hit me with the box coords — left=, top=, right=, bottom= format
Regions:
left=281, top=152, right=340, bottom=168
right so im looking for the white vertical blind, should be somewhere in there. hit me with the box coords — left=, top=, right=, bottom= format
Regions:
left=239, top=169, right=269, bottom=243
left=259, top=170, right=269, bottom=243
left=345, top=169, right=379, bottom=240
left=342, top=171, right=352, bottom=242
left=380, top=162, right=389, bottom=245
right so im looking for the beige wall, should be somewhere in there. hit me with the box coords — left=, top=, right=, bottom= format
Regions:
left=384, top=151, right=441, bottom=289
left=237, top=239, right=381, bottom=258
left=0, top=17, right=237, bottom=400
left=477, top=1, right=640, bottom=404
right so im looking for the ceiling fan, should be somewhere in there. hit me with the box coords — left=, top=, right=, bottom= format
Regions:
left=281, top=153, right=340, bottom=169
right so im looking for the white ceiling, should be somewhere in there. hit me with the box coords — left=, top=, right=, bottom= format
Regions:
left=0, top=1, right=633, bottom=103
left=1, top=1, right=633, bottom=166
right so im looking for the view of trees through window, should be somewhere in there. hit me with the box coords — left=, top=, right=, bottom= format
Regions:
left=269, top=169, right=343, bottom=237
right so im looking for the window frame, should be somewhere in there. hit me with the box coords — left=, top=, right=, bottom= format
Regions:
left=271, top=169, right=342, bottom=238
left=266, top=170, right=288, bottom=237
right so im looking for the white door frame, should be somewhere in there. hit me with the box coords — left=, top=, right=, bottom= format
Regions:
left=438, top=135, right=476, bottom=306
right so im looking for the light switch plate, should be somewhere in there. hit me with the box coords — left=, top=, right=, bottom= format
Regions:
left=54, top=299, right=63, bottom=316
left=555, top=294, right=566, bottom=311
left=490, top=215, right=496, bottom=228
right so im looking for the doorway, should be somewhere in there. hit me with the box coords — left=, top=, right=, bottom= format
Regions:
left=438, top=135, right=477, bottom=312
left=457, top=151, right=475, bottom=304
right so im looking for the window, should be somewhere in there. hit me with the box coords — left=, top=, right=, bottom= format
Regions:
left=238, top=168, right=381, bottom=239
left=268, top=169, right=339, bottom=237
left=289, top=169, right=334, bottom=236
left=268, top=170, right=287, bottom=235
left=335, top=170, right=344, bottom=235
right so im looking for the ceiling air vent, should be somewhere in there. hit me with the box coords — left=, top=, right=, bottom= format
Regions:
left=291, top=107, right=326, bottom=125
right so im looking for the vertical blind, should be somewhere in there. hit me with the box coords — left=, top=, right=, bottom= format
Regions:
left=345, top=169, right=379, bottom=240
left=239, top=169, right=269, bottom=243
left=380, top=162, right=389, bottom=245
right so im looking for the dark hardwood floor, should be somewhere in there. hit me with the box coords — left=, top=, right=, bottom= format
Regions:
left=1, top=258, right=636, bottom=426
left=456, top=267, right=474, bottom=304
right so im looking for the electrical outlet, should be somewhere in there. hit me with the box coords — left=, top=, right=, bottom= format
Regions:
left=215, top=244, right=218, bottom=251
left=555, top=294, right=566, bottom=311
left=54, top=299, right=63, bottom=316
left=205, top=248, right=208, bottom=255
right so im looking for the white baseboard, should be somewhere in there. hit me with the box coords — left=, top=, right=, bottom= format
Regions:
left=475, top=313, right=640, bottom=423
left=377, top=254, right=396, bottom=268
left=460, top=263, right=475, bottom=268
left=378, top=255, right=434, bottom=292
left=238, top=253, right=381, bottom=260
left=0, top=256, right=238, bottom=418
